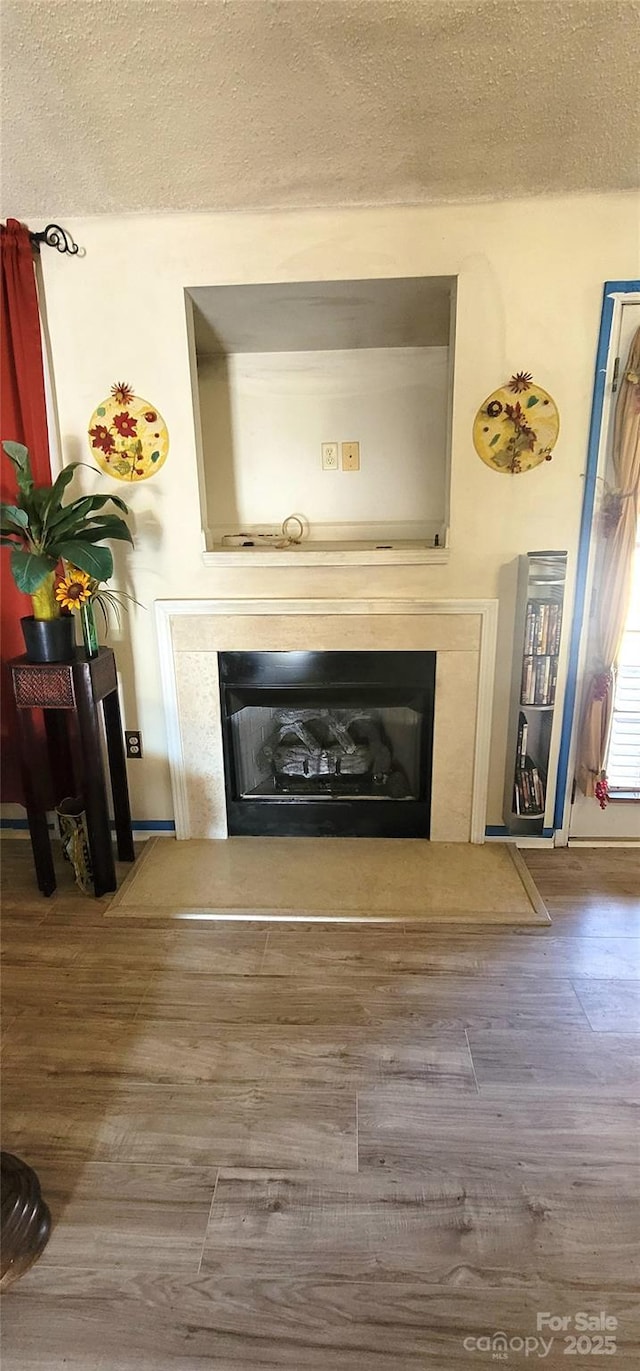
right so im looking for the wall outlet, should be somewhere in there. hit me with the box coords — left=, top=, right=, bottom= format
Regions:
left=125, top=731, right=143, bottom=759
left=321, top=442, right=339, bottom=470
left=342, top=441, right=360, bottom=471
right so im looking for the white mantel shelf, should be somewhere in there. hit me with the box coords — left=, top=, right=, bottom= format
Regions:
left=202, top=543, right=450, bottom=568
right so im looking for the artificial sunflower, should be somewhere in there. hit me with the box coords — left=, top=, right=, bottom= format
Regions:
left=55, top=567, right=93, bottom=611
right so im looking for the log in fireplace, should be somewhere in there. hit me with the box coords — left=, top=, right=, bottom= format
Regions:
left=219, top=650, right=435, bottom=837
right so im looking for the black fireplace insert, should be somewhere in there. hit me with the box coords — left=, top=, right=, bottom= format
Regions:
left=219, top=650, right=435, bottom=837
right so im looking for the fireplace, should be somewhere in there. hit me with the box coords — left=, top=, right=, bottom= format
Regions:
left=219, top=650, right=435, bottom=837
left=157, top=597, right=498, bottom=842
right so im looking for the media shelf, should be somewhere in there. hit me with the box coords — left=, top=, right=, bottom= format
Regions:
left=503, top=551, right=568, bottom=837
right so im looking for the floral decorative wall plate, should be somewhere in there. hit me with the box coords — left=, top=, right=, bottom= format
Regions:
left=88, top=383, right=169, bottom=481
left=473, top=373, right=559, bottom=474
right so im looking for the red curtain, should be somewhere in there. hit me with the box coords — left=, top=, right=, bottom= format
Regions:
left=1, top=219, right=53, bottom=802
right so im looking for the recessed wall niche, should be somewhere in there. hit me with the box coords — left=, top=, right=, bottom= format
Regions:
left=186, top=276, right=456, bottom=561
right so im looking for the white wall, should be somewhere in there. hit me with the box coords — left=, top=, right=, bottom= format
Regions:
left=14, top=192, right=638, bottom=828
left=197, top=346, right=448, bottom=540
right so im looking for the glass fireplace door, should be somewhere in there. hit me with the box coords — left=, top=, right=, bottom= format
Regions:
left=219, top=652, right=435, bottom=838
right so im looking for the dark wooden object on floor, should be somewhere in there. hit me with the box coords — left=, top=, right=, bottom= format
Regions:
left=0, top=1152, right=51, bottom=1290
left=10, top=648, right=135, bottom=897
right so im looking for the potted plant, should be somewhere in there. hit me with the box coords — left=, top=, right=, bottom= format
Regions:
left=1, top=440, right=133, bottom=662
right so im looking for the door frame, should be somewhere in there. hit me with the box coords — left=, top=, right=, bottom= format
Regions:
left=554, top=280, right=640, bottom=844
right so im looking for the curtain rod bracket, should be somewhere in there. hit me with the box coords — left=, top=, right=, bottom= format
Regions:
left=29, top=224, right=79, bottom=256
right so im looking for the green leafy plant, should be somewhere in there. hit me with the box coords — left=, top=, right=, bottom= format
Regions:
left=1, top=441, right=133, bottom=620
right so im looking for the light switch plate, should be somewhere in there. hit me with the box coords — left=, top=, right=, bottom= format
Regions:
left=342, top=442, right=360, bottom=471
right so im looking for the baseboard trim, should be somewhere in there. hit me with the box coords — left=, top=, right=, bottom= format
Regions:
left=568, top=838, right=640, bottom=848
left=1, top=819, right=175, bottom=838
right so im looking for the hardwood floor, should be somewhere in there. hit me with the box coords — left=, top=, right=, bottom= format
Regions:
left=1, top=840, right=639, bottom=1368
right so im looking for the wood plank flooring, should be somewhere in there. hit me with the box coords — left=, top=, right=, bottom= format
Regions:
left=1, top=840, right=639, bottom=1369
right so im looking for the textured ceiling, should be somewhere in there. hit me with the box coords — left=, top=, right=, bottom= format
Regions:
left=2, top=0, right=639, bottom=217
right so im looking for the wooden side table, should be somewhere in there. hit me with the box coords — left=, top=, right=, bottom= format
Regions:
left=10, top=648, right=135, bottom=897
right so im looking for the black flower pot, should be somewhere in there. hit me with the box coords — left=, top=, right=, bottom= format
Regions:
left=21, top=615, right=76, bottom=663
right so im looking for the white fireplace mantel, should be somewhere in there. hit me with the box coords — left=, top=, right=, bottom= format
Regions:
left=155, top=598, right=498, bottom=843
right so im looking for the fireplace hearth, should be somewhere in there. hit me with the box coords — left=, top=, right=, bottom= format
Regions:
left=219, top=651, right=435, bottom=837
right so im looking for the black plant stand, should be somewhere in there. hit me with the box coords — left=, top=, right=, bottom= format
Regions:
left=10, top=648, right=135, bottom=897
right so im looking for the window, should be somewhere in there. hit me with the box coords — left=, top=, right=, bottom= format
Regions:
left=607, top=521, right=640, bottom=794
